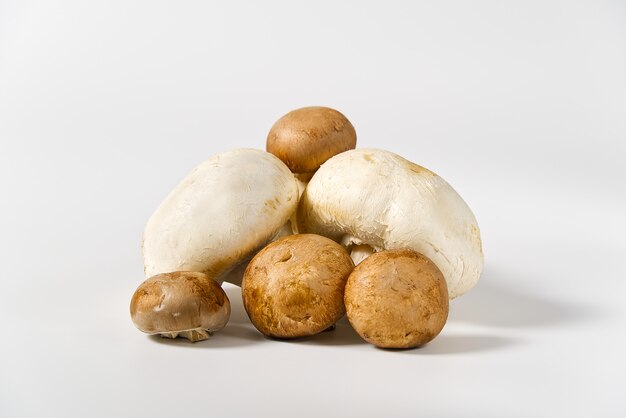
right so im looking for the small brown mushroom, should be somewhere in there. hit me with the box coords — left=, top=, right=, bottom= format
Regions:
left=130, top=271, right=230, bottom=342
left=266, top=106, right=357, bottom=183
left=344, top=249, right=449, bottom=349
left=242, top=234, right=354, bottom=338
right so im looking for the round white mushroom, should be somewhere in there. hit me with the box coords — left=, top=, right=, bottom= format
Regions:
left=143, top=149, right=299, bottom=286
left=297, top=148, right=483, bottom=298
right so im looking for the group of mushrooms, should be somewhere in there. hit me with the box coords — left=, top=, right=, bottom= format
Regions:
left=130, top=106, right=483, bottom=349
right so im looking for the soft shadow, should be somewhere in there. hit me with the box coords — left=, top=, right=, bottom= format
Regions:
left=278, top=317, right=366, bottom=347
left=148, top=323, right=264, bottom=348
left=221, top=284, right=365, bottom=346
left=450, top=266, right=597, bottom=328
left=391, top=334, right=518, bottom=355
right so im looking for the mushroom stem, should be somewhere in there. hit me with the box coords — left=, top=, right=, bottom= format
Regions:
left=290, top=173, right=313, bottom=234
left=350, top=244, right=375, bottom=265
left=289, top=215, right=299, bottom=234
left=160, top=329, right=211, bottom=342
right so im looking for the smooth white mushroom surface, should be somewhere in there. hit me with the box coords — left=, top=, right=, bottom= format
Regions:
left=142, top=149, right=299, bottom=285
left=298, top=148, right=483, bottom=298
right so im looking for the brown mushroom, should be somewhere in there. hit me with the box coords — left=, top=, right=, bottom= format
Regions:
left=266, top=106, right=357, bottom=183
left=242, top=234, right=354, bottom=338
left=130, top=271, right=230, bottom=342
left=344, top=249, right=449, bottom=349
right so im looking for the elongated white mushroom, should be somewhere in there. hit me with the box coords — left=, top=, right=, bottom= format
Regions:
left=142, top=149, right=299, bottom=286
left=298, top=148, right=483, bottom=298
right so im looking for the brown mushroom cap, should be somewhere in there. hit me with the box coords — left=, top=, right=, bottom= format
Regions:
left=266, top=106, right=357, bottom=175
left=130, top=271, right=231, bottom=342
left=344, top=249, right=449, bottom=349
left=242, top=234, right=354, bottom=338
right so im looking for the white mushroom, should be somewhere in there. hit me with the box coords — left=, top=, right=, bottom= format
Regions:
left=297, top=148, right=483, bottom=298
left=142, top=149, right=299, bottom=286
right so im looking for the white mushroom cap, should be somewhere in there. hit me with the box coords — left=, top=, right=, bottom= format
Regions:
left=143, top=149, right=299, bottom=285
left=298, top=148, right=483, bottom=298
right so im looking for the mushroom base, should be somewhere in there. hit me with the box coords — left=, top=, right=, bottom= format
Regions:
left=291, top=173, right=313, bottom=233
left=159, top=328, right=212, bottom=342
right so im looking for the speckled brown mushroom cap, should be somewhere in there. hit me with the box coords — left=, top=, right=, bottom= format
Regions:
left=344, top=249, right=449, bottom=349
left=266, top=106, right=357, bottom=175
left=242, top=234, right=354, bottom=338
left=130, top=271, right=231, bottom=342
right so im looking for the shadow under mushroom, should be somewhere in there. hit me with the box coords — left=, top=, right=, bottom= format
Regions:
left=149, top=263, right=596, bottom=352
left=276, top=317, right=366, bottom=347
left=390, top=334, right=518, bottom=355
left=149, top=324, right=265, bottom=349
left=449, top=265, right=598, bottom=328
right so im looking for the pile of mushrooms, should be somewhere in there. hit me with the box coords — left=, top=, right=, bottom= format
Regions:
left=130, top=106, right=483, bottom=348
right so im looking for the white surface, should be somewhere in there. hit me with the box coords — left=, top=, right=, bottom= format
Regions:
left=1, top=1, right=625, bottom=417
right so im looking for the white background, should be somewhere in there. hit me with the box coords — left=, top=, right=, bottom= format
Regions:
left=1, top=1, right=625, bottom=417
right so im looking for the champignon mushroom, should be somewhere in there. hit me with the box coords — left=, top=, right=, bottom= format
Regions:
left=344, top=249, right=448, bottom=349
left=266, top=106, right=357, bottom=187
left=298, top=148, right=483, bottom=299
left=142, top=149, right=299, bottom=286
left=130, top=271, right=231, bottom=342
left=241, top=234, right=354, bottom=338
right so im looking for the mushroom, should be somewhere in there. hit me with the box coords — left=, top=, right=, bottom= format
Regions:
left=266, top=106, right=357, bottom=189
left=142, top=148, right=299, bottom=286
left=266, top=106, right=357, bottom=233
left=344, top=249, right=449, bottom=349
left=297, top=148, right=483, bottom=298
left=241, top=234, right=354, bottom=338
left=130, top=271, right=231, bottom=342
